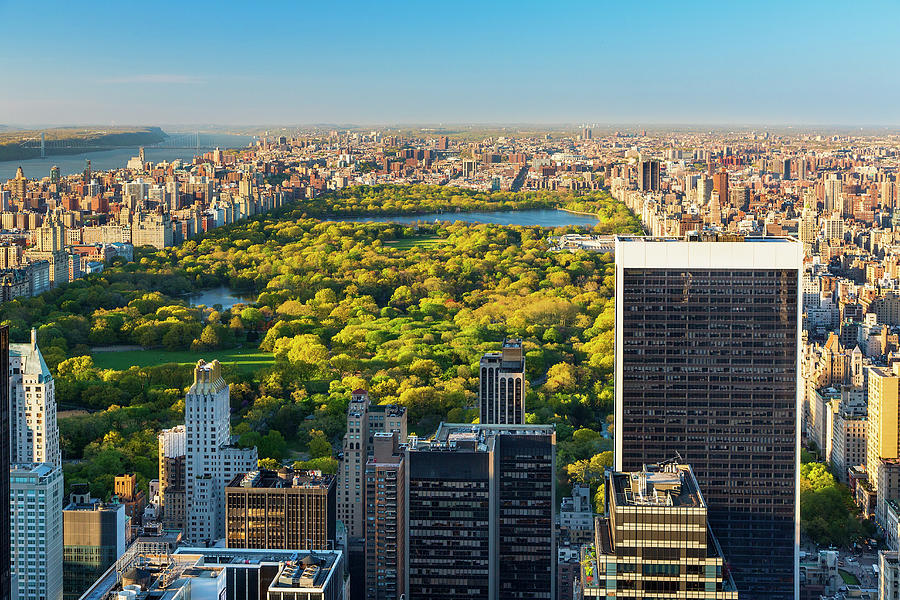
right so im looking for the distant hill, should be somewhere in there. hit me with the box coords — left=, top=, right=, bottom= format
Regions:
left=0, top=126, right=167, bottom=161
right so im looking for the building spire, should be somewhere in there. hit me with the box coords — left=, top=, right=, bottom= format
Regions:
left=31, top=327, right=37, bottom=351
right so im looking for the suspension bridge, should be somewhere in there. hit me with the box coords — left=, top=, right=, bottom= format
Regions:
left=20, top=131, right=221, bottom=157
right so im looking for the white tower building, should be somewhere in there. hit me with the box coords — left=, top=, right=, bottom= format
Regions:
left=9, top=329, right=60, bottom=468
left=183, top=360, right=256, bottom=544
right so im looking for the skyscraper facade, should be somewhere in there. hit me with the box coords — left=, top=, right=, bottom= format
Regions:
left=365, top=433, right=407, bottom=600
left=615, top=235, right=801, bottom=598
left=697, top=176, right=712, bottom=205
left=10, top=463, right=63, bottom=600
left=712, top=168, right=729, bottom=208
left=158, top=425, right=186, bottom=531
left=638, top=159, right=660, bottom=192
left=183, top=360, right=257, bottom=544
left=478, top=339, right=525, bottom=425
left=0, top=326, right=10, bottom=600
left=338, top=389, right=406, bottom=539
left=405, top=424, right=556, bottom=600
left=824, top=173, right=843, bottom=213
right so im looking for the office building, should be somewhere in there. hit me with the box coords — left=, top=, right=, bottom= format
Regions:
left=184, top=360, right=257, bottom=545
left=0, top=326, right=10, bottom=600
left=557, top=546, right=580, bottom=600
left=615, top=234, right=801, bottom=598
left=581, top=462, right=737, bottom=598
left=158, top=424, right=186, bottom=530
left=23, top=246, right=69, bottom=287
left=62, top=484, right=126, bottom=600
left=226, top=468, right=336, bottom=550
left=868, top=365, right=900, bottom=483
left=478, top=338, right=525, bottom=425
left=0, top=244, right=21, bottom=270
left=799, top=550, right=841, bottom=599
left=338, top=389, right=406, bottom=539
left=823, top=213, right=844, bottom=241
left=712, top=168, right=729, bottom=207
left=404, top=423, right=556, bottom=600
left=637, top=159, right=660, bottom=192
left=9, top=328, right=60, bottom=467
left=798, top=205, right=817, bottom=249
left=365, top=433, right=406, bottom=600
left=79, top=547, right=347, bottom=600
left=781, top=158, right=792, bottom=179
left=10, top=463, right=63, bottom=600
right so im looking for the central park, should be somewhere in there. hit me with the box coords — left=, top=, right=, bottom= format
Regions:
left=0, top=184, right=865, bottom=547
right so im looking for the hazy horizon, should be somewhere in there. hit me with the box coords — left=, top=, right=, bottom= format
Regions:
left=5, top=122, right=900, bottom=133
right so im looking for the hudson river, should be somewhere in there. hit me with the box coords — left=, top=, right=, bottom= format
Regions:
left=0, top=133, right=255, bottom=181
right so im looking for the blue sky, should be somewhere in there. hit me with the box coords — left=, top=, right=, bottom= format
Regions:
left=1, top=0, right=897, bottom=126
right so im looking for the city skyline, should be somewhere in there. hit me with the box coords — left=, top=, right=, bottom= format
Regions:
left=2, top=0, right=900, bottom=126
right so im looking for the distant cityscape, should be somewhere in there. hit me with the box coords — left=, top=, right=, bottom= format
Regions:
left=4, top=123, right=900, bottom=600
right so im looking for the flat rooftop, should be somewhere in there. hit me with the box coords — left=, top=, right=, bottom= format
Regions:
left=616, top=234, right=797, bottom=243
left=610, top=463, right=703, bottom=509
left=80, top=548, right=342, bottom=600
left=226, top=468, right=334, bottom=490
left=432, top=422, right=554, bottom=443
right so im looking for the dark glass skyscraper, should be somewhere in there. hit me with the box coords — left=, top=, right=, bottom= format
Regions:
left=614, top=235, right=801, bottom=599
left=405, top=424, right=556, bottom=600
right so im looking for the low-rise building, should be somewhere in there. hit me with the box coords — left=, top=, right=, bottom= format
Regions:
left=799, top=550, right=840, bottom=599
left=79, top=547, right=347, bottom=600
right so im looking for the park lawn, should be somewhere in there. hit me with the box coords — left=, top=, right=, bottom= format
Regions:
left=384, top=235, right=446, bottom=249
left=91, top=346, right=275, bottom=374
left=839, top=569, right=860, bottom=585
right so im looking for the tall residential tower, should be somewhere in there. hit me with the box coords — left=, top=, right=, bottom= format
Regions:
left=183, top=360, right=257, bottom=544
left=9, top=328, right=60, bottom=468
left=478, top=339, right=526, bottom=425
